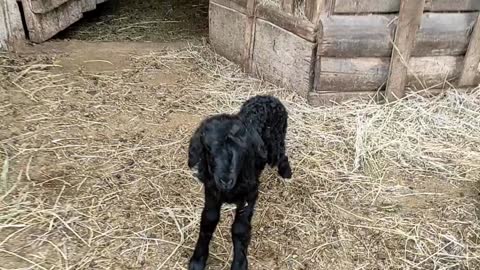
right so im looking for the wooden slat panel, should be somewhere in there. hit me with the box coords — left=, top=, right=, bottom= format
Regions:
left=309, top=91, right=381, bottom=106
left=21, top=0, right=83, bottom=43
left=256, top=4, right=317, bottom=42
left=319, top=15, right=395, bottom=57
left=315, top=56, right=462, bottom=92
left=334, top=0, right=479, bottom=14
left=386, top=0, right=425, bottom=101
left=30, top=0, right=71, bottom=14
left=209, top=2, right=247, bottom=64
left=414, top=13, right=477, bottom=57
left=243, top=0, right=256, bottom=71
left=459, top=14, right=480, bottom=86
left=319, top=13, right=477, bottom=57
left=253, top=18, right=316, bottom=97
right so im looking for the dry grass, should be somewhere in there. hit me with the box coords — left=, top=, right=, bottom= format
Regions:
left=0, top=43, right=479, bottom=270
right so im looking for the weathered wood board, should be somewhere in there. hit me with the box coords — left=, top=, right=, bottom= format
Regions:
left=212, top=0, right=247, bottom=14
left=21, top=0, right=83, bottom=43
left=319, top=13, right=478, bottom=57
left=386, top=0, right=425, bottom=101
left=334, top=0, right=480, bottom=14
left=30, top=0, right=71, bottom=13
left=315, top=56, right=463, bottom=92
left=0, top=0, right=26, bottom=50
left=256, top=4, right=317, bottom=42
left=82, top=0, right=97, bottom=12
left=459, top=14, right=480, bottom=86
left=309, top=91, right=381, bottom=106
left=209, top=2, right=247, bottom=64
left=253, top=18, right=316, bottom=97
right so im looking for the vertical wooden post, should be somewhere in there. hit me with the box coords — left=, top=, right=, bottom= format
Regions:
left=459, top=14, right=480, bottom=87
left=243, top=0, right=256, bottom=73
left=385, top=0, right=425, bottom=102
left=281, top=0, right=295, bottom=14
left=305, top=0, right=322, bottom=23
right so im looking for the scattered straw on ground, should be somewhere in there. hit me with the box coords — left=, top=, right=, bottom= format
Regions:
left=0, top=43, right=479, bottom=270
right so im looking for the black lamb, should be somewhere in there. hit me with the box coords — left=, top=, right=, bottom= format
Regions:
left=187, top=95, right=292, bottom=270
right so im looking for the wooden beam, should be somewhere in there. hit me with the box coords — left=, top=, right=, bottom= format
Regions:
left=256, top=4, right=317, bottom=42
left=242, top=0, right=256, bottom=72
left=305, top=0, right=322, bottom=23
left=334, top=0, right=479, bottom=14
left=459, top=14, right=480, bottom=86
left=386, top=0, right=425, bottom=102
left=281, top=0, right=295, bottom=14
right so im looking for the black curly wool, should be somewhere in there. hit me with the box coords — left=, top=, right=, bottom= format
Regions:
left=187, top=95, right=292, bottom=270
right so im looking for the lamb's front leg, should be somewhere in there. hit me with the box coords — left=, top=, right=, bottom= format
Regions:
left=231, top=193, right=258, bottom=270
left=189, top=195, right=221, bottom=270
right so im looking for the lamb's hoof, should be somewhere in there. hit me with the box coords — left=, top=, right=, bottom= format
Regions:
left=189, top=258, right=206, bottom=270
left=278, top=157, right=292, bottom=179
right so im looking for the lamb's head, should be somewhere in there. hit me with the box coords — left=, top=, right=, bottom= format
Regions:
left=188, top=115, right=267, bottom=192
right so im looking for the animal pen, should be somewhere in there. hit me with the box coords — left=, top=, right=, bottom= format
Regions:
left=209, top=0, right=480, bottom=104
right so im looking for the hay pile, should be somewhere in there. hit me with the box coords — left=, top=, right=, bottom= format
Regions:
left=0, top=45, right=479, bottom=269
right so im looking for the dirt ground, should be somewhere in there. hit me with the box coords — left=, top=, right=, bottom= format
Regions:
left=1, top=1, right=479, bottom=269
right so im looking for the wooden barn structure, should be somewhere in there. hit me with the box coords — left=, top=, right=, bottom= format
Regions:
left=209, top=0, right=480, bottom=104
left=0, top=0, right=107, bottom=49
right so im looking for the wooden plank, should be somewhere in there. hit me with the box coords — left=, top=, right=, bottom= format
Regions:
left=386, top=0, right=425, bottom=101
left=0, top=0, right=26, bottom=50
left=212, top=0, right=247, bottom=14
left=309, top=91, right=381, bottom=106
left=281, top=0, right=295, bottom=14
left=315, top=56, right=463, bottom=92
left=414, top=13, right=477, bottom=57
left=305, top=0, right=323, bottom=23
left=319, top=15, right=395, bottom=57
left=96, top=0, right=108, bottom=3
left=82, top=0, right=97, bottom=12
left=242, top=0, right=256, bottom=71
left=256, top=4, right=317, bottom=42
left=30, top=0, right=71, bottom=14
left=459, top=14, right=480, bottom=86
left=209, top=2, right=247, bottom=64
left=253, top=18, right=316, bottom=97
left=21, top=0, right=83, bottom=43
left=334, top=0, right=479, bottom=14
left=319, top=13, right=478, bottom=57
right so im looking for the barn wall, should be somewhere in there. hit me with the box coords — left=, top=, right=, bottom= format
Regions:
left=209, top=0, right=480, bottom=105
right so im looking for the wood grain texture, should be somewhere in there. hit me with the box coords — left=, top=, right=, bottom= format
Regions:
left=243, top=0, right=256, bottom=71
left=253, top=18, right=316, bottom=97
left=212, top=0, right=247, bottom=14
left=21, top=0, right=83, bottom=43
left=0, top=0, right=26, bottom=50
left=309, top=91, right=381, bottom=106
left=209, top=2, right=247, bottom=64
left=281, top=0, right=295, bottom=14
left=334, top=0, right=479, bottom=14
left=256, top=4, right=317, bottom=42
left=319, top=13, right=477, bottom=57
left=82, top=0, right=97, bottom=12
left=305, top=0, right=323, bottom=23
left=386, top=0, right=425, bottom=101
left=315, top=56, right=463, bottom=92
left=30, top=0, right=71, bottom=14
left=459, top=14, right=480, bottom=86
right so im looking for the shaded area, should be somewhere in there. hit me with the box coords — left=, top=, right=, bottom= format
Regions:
left=56, top=0, right=209, bottom=42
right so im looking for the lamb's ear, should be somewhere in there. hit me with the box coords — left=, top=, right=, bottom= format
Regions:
left=248, top=129, right=267, bottom=160
left=188, top=125, right=204, bottom=168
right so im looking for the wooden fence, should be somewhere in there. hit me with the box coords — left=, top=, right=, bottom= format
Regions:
left=209, top=0, right=480, bottom=104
